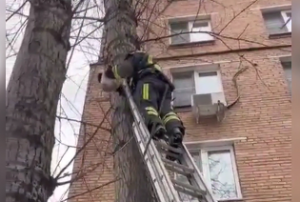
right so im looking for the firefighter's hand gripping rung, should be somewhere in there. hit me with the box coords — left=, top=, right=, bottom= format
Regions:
left=122, top=81, right=217, bottom=202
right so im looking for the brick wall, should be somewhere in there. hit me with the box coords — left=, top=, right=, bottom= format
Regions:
left=68, top=0, right=291, bottom=201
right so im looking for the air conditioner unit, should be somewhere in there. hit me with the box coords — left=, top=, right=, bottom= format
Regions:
left=191, top=92, right=226, bottom=123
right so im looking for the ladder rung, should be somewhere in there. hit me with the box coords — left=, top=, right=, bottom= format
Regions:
left=164, top=164, right=194, bottom=176
left=162, top=158, right=194, bottom=175
left=155, top=140, right=183, bottom=154
left=164, top=152, right=181, bottom=160
left=174, top=185, right=204, bottom=199
left=172, top=179, right=207, bottom=195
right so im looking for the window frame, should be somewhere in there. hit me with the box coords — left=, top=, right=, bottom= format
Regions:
left=171, top=66, right=225, bottom=108
left=261, top=5, right=292, bottom=37
left=168, top=17, right=214, bottom=45
left=178, top=141, right=243, bottom=201
left=281, top=10, right=292, bottom=32
left=200, top=145, right=243, bottom=201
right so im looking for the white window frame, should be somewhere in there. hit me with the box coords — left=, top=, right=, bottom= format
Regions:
left=201, top=145, right=242, bottom=201
left=176, top=141, right=243, bottom=201
left=169, top=17, right=214, bottom=45
left=171, top=65, right=226, bottom=107
left=281, top=10, right=292, bottom=32
left=260, top=5, right=292, bottom=35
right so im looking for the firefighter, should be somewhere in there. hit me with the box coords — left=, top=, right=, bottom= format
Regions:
left=99, top=51, right=185, bottom=160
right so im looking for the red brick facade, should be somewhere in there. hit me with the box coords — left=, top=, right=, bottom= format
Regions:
left=68, top=0, right=292, bottom=201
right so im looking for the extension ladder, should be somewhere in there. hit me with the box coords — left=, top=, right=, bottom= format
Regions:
left=122, top=82, right=217, bottom=202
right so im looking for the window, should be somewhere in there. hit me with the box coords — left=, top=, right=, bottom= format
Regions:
left=262, top=9, right=292, bottom=35
left=172, top=70, right=224, bottom=107
left=170, top=19, right=214, bottom=44
left=172, top=72, right=195, bottom=107
left=176, top=145, right=242, bottom=201
left=281, top=59, right=292, bottom=93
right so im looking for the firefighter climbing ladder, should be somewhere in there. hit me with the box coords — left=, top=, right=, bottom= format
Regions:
left=122, top=82, right=217, bottom=202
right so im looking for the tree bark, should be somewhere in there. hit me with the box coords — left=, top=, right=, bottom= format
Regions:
left=103, top=0, right=156, bottom=202
left=6, top=1, right=72, bottom=202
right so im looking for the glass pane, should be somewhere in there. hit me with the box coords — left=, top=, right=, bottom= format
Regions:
left=173, top=73, right=195, bottom=106
left=196, top=73, right=221, bottom=94
left=173, top=90, right=194, bottom=106
left=170, top=22, right=190, bottom=44
left=199, top=72, right=218, bottom=77
left=282, top=61, right=292, bottom=79
left=263, top=12, right=287, bottom=34
left=173, top=77, right=194, bottom=88
left=282, top=11, right=292, bottom=31
left=190, top=21, right=213, bottom=42
left=208, top=150, right=238, bottom=200
left=191, top=152, right=202, bottom=171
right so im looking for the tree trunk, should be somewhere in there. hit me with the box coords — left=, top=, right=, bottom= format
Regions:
left=103, top=0, right=156, bottom=202
left=6, top=1, right=72, bottom=202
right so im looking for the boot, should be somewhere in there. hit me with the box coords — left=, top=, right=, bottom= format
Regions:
left=166, top=128, right=184, bottom=161
left=151, top=124, right=167, bottom=140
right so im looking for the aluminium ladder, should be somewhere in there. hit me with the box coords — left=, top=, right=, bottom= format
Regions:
left=122, top=82, right=217, bottom=202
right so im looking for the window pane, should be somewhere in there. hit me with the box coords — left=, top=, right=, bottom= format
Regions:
left=170, top=22, right=190, bottom=44
left=263, top=12, right=287, bottom=34
left=281, top=61, right=292, bottom=93
left=173, top=73, right=195, bottom=106
left=196, top=73, right=222, bottom=94
left=190, top=21, right=213, bottom=42
left=208, top=150, right=238, bottom=200
left=282, top=11, right=292, bottom=31
left=282, top=61, right=292, bottom=79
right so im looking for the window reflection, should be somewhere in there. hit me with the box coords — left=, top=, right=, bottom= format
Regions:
left=208, top=150, right=238, bottom=199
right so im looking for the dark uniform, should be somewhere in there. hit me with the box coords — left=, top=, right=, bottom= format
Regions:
left=103, top=52, right=185, bottom=158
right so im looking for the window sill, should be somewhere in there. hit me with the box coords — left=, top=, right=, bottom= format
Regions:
left=169, top=39, right=215, bottom=48
left=268, top=32, right=291, bottom=39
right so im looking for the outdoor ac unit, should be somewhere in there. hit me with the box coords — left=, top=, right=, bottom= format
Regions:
left=191, top=92, right=226, bottom=123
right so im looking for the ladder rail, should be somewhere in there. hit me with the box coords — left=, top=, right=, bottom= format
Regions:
left=121, top=81, right=217, bottom=202
left=133, top=123, right=168, bottom=202
left=122, top=82, right=181, bottom=202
